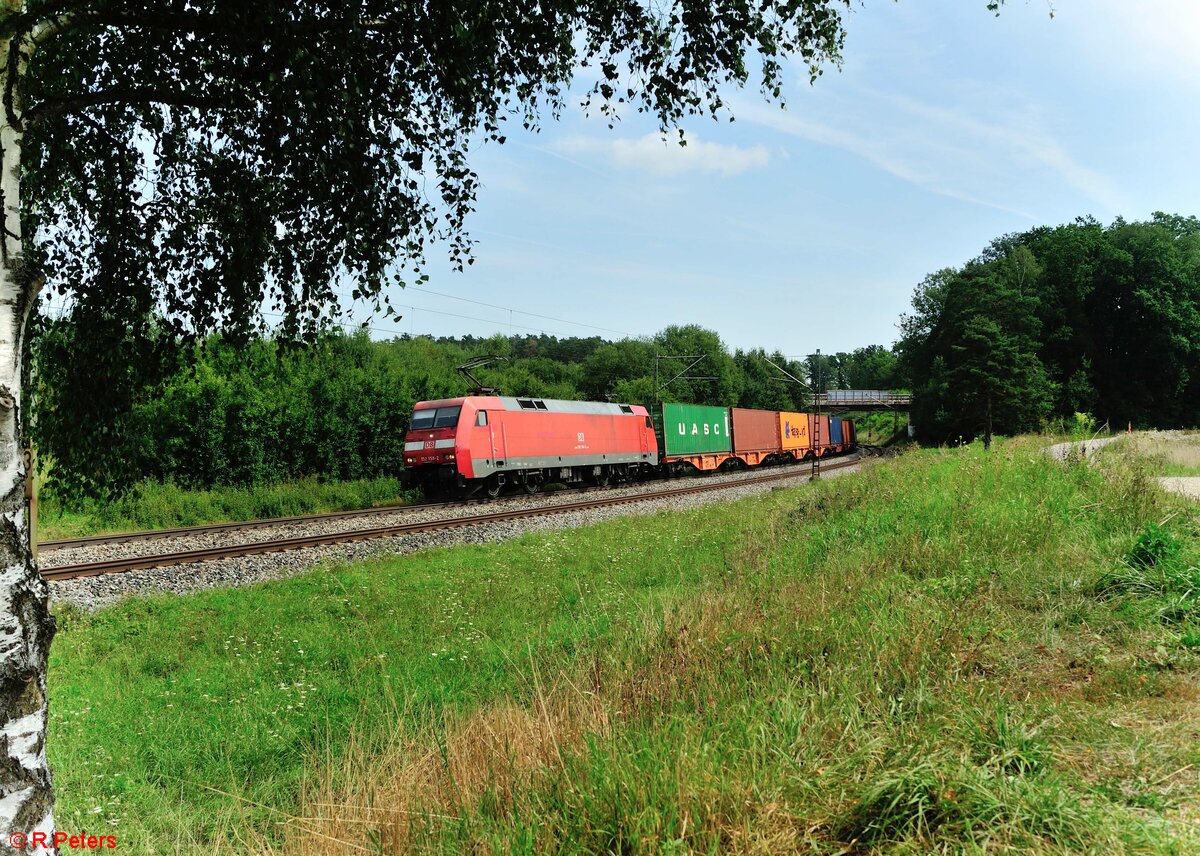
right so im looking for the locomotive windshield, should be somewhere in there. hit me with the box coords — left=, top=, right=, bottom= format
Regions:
left=410, top=405, right=462, bottom=431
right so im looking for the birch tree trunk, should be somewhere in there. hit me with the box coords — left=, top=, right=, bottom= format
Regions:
left=0, top=19, right=57, bottom=840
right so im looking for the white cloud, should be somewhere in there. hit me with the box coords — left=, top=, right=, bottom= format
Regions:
left=553, top=133, right=770, bottom=176
left=887, top=93, right=1123, bottom=213
left=734, top=89, right=1123, bottom=219
left=735, top=100, right=933, bottom=186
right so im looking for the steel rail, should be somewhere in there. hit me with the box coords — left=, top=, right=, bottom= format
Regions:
left=39, top=453, right=862, bottom=552
left=42, top=457, right=862, bottom=581
left=37, top=500, right=460, bottom=552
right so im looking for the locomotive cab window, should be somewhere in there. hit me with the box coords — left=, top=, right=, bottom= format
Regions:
left=410, top=409, right=436, bottom=430
left=432, top=406, right=462, bottom=428
left=412, top=405, right=462, bottom=430
left=476, top=411, right=488, bottom=427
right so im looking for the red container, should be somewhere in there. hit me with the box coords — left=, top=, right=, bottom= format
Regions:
left=812, top=415, right=832, bottom=452
left=731, top=408, right=782, bottom=454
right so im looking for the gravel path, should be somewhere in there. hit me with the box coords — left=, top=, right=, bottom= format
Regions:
left=1045, top=436, right=1125, bottom=460
left=1158, top=477, right=1200, bottom=501
left=50, top=456, right=868, bottom=611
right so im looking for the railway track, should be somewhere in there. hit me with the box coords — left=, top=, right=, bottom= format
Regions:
left=42, top=456, right=861, bottom=582
left=38, top=499, right=458, bottom=552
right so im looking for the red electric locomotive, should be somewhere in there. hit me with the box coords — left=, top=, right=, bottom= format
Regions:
left=402, top=395, right=659, bottom=498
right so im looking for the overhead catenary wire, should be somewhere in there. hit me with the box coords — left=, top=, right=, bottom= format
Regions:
left=38, top=283, right=641, bottom=343
left=264, top=305, right=572, bottom=340
left=403, top=286, right=638, bottom=338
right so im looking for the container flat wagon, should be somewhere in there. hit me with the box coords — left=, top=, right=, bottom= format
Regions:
left=649, top=403, right=732, bottom=472
left=811, top=415, right=832, bottom=456
left=778, top=411, right=811, bottom=460
left=730, top=408, right=784, bottom=467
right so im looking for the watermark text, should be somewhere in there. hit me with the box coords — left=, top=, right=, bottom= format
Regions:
left=8, top=831, right=116, bottom=850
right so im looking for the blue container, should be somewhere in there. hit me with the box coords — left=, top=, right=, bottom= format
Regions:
left=829, top=417, right=844, bottom=445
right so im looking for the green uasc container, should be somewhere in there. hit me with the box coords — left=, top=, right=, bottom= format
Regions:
left=649, top=403, right=732, bottom=456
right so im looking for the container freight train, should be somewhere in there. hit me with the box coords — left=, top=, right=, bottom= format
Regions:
left=402, top=396, right=856, bottom=499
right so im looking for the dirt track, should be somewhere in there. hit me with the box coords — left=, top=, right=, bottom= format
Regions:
left=1158, top=476, right=1200, bottom=500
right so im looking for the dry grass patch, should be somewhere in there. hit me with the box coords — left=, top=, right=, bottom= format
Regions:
left=260, top=593, right=762, bottom=854
left=270, top=687, right=612, bottom=853
left=1115, top=431, right=1200, bottom=476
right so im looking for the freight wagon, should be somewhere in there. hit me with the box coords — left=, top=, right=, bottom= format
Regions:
left=404, top=396, right=856, bottom=498
left=648, top=403, right=733, bottom=472
left=402, top=395, right=659, bottom=498
left=651, top=403, right=856, bottom=473
left=731, top=408, right=783, bottom=467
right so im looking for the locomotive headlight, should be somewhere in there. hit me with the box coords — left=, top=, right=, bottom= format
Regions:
left=445, top=453, right=456, bottom=461
left=405, top=457, right=415, bottom=464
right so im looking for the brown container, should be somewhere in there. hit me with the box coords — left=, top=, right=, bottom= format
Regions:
left=812, top=415, right=832, bottom=450
left=731, top=408, right=782, bottom=454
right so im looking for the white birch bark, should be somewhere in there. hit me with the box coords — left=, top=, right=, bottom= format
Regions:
left=0, top=12, right=58, bottom=841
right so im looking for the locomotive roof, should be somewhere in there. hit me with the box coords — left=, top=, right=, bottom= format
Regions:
left=413, top=395, right=646, bottom=416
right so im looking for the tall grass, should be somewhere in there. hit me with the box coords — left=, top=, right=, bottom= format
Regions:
left=38, top=476, right=415, bottom=540
left=47, top=437, right=1200, bottom=853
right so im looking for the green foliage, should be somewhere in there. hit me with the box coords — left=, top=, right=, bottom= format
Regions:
left=38, top=476, right=412, bottom=542
left=903, top=248, right=1056, bottom=446
left=900, top=214, right=1200, bottom=443
left=1093, top=520, right=1200, bottom=628
left=14, top=0, right=856, bottom=516
left=653, top=324, right=741, bottom=405
left=1126, top=523, right=1182, bottom=570
left=35, top=327, right=450, bottom=497
left=1071, top=411, right=1097, bottom=439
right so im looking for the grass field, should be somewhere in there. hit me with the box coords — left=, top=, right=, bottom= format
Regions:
left=47, top=437, right=1200, bottom=853
left=36, top=476, right=415, bottom=541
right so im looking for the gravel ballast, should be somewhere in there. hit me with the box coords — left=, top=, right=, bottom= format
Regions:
left=50, top=457, right=867, bottom=611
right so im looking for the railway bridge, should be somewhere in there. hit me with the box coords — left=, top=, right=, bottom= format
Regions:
left=811, top=391, right=912, bottom=413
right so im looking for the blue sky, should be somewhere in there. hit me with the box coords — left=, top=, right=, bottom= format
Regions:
left=351, top=0, right=1200, bottom=356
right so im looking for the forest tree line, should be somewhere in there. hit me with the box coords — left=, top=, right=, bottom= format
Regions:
left=32, top=320, right=900, bottom=499
left=899, top=213, right=1200, bottom=445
